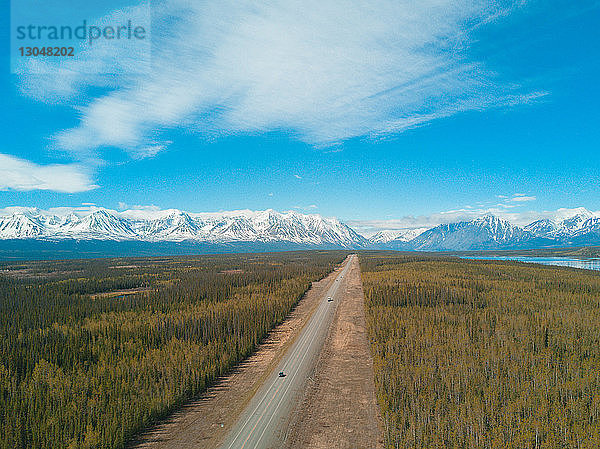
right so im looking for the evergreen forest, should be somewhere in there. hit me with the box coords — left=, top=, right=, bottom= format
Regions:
left=0, top=251, right=345, bottom=448
left=360, top=253, right=600, bottom=449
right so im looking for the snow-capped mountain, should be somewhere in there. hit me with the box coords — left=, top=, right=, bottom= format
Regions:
left=0, top=208, right=368, bottom=249
left=524, top=218, right=558, bottom=237
left=58, top=210, right=137, bottom=240
left=369, top=228, right=429, bottom=244
left=400, top=209, right=600, bottom=251
left=0, top=211, right=46, bottom=239
left=524, top=208, right=600, bottom=241
left=138, top=210, right=205, bottom=241
left=408, top=215, right=531, bottom=251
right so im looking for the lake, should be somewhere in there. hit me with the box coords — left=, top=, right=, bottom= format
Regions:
left=461, top=256, right=600, bottom=272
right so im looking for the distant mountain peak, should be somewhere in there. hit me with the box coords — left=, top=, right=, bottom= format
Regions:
left=369, top=228, right=429, bottom=244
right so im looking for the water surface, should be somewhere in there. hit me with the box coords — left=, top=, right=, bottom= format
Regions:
left=461, top=256, right=600, bottom=272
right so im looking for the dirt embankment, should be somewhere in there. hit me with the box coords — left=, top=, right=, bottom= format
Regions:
left=283, top=256, right=384, bottom=449
left=129, top=259, right=347, bottom=449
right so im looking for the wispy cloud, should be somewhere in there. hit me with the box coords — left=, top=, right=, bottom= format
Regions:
left=20, top=0, right=540, bottom=159
left=346, top=193, right=540, bottom=234
left=117, top=202, right=162, bottom=211
left=293, top=204, right=318, bottom=211
left=130, top=204, right=162, bottom=211
left=0, top=153, right=97, bottom=193
left=496, top=193, right=537, bottom=204
left=509, top=194, right=536, bottom=202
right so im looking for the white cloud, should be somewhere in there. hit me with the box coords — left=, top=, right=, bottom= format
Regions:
left=0, top=153, right=97, bottom=193
left=19, top=0, right=540, bottom=158
left=119, top=205, right=166, bottom=220
left=131, top=204, right=161, bottom=211
left=495, top=193, right=537, bottom=204
left=116, top=202, right=161, bottom=211
left=293, top=204, right=318, bottom=211
left=510, top=195, right=536, bottom=202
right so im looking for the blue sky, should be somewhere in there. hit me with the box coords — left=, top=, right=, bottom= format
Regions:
left=1, top=0, right=599, bottom=234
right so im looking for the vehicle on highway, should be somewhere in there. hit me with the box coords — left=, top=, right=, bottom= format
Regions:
left=327, top=297, right=333, bottom=302
left=278, top=371, right=286, bottom=377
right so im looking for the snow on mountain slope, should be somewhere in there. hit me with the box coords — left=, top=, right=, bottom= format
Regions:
left=404, top=210, right=600, bottom=250
left=4, top=206, right=600, bottom=251
left=0, top=212, right=46, bottom=239
left=60, top=210, right=137, bottom=239
left=138, top=210, right=206, bottom=241
left=0, top=208, right=367, bottom=248
left=369, top=228, right=429, bottom=243
left=409, top=215, right=531, bottom=251
left=524, top=209, right=599, bottom=240
left=524, top=218, right=558, bottom=237
left=552, top=208, right=595, bottom=238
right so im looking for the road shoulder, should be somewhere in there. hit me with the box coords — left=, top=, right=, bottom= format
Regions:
left=282, top=256, right=384, bottom=449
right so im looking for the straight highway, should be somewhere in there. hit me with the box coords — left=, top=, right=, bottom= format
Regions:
left=218, top=255, right=354, bottom=449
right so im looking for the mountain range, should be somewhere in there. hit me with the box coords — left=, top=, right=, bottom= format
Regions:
left=0, top=208, right=368, bottom=248
left=2, top=206, right=600, bottom=255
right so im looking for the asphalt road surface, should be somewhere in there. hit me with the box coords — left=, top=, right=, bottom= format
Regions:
left=218, top=255, right=354, bottom=449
